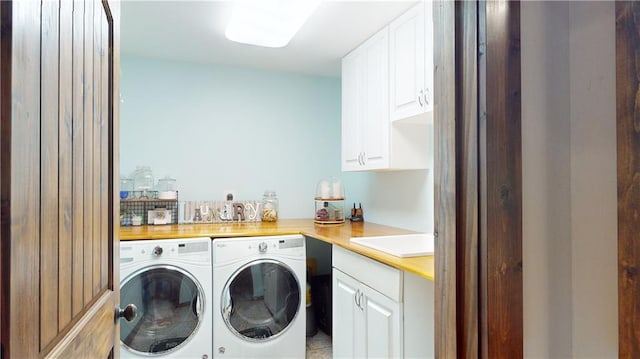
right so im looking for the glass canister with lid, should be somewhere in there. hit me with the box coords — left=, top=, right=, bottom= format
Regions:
left=132, top=165, right=154, bottom=191
left=261, top=190, right=279, bottom=222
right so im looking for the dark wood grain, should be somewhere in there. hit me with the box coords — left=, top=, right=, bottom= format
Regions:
left=2, top=0, right=119, bottom=357
left=92, top=0, right=102, bottom=296
left=58, top=0, right=74, bottom=332
left=456, top=1, right=479, bottom=357
left=71, top=0, right=85, bottom=318
left=433, top=1, right=457, bottom=357
left=83, top=0, right=94, bottom=305
left=0, top=1, right=11, bottom=355
left=40, top=0, right=61, bottom=348
left=6, top=2, right=42, bottom=357
left=479, top=1, right=523, bottom=358
left=100, top=9, right=110, bottom=289
left=616, top=1, right=640, bottom=356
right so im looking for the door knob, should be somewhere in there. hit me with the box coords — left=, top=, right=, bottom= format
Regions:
left=116, top=304, right=137, bottom=322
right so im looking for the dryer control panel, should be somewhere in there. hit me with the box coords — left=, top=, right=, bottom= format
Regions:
left=213, top=235, right=305, bottom=265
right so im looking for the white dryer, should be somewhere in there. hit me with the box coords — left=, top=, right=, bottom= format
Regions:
left=119, top=237, right=212, bottom=359
left=212, top=235, right=306, bottom=358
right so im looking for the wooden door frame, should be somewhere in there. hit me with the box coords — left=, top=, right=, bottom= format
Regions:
left=434, top=1, right=523, bottom=357
left=616, top=1, right=640, bottom=357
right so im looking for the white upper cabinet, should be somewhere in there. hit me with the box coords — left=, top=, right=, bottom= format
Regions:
left=341, top=27, right=389, bottom=171
left=341, top=1, right=433, bottom=172
left=389, top=0, right=434, bottom=123
left=341, top=47, right=365, bottom=171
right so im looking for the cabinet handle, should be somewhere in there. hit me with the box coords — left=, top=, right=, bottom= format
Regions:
left=418, top=89, right=424, bottom=107
left=359, top=291, right=364, bottom=311
left=354, top=289, right=360, bottom=308
left=424, top=88, right=430, bottom=106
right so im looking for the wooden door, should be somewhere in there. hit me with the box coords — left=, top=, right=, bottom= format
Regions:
left=0, top=0, right=121, bottom=357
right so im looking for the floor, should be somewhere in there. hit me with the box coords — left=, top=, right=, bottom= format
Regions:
left=306, top=330, right=332, bottom=359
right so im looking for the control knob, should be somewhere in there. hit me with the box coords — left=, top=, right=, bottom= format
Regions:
left=258, top=242, right=268, bottom=253
left=152, top=246, right=163, bottom=256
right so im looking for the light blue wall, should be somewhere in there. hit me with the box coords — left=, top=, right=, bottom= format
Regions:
left=120, top=55, right=433, bottom=232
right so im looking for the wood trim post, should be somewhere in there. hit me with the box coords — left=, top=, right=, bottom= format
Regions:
left=616, top=1, right=640, bottom=356
left=455, top=1, right=479, bottom=357
left=433, top=1, right=457, bottom=357
left=478, top=1, right=523, bottom=357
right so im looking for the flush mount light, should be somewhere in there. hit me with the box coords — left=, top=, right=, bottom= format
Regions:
left=225, top=0, right=321, bottom=48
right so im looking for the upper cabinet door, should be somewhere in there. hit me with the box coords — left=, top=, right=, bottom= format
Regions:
left=389, top=1, right=426, bottom=122
left=341, top=27, right=390, bottom=172
left=423, top=0, right=434, bottom=113
left=341, top=48, right=364, bottom=171
left=362, top=27, right=390, bottom=170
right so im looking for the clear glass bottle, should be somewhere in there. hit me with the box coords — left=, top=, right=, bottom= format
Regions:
left=261, top=190, right=279, bottom=222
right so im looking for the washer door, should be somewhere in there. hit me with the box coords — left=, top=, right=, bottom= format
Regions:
left=120, top=265, right=205, bottom=355
left=221, top=259, right=301, bottom=342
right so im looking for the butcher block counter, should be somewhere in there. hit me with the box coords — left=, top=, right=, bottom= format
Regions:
left=119, top=219, right=435, bottom=280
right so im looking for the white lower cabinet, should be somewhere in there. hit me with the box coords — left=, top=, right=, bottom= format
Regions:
left=332, top=245, right=434, bottom=358
left=333, top=268, right=402, bottom=358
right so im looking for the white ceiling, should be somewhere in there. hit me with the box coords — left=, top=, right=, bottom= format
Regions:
left=121, top=0, right=418, bottom=78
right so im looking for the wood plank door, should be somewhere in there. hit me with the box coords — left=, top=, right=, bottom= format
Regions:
left=0, top=0, right=121, bottom=357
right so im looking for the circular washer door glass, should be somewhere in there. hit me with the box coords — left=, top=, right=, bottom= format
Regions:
left=120, top=265, right=204, bottom=355
left=221, top=259, right=301, bottom=342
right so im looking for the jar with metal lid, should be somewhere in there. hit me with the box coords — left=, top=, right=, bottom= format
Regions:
left=261, top=190, right=278, bottom=222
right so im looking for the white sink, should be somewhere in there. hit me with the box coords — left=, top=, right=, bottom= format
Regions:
left=350, top=233, right=434, bottom=258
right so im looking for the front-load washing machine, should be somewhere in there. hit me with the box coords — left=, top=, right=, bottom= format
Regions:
left=212, top=235, right=306, bottom=358
left=119, top=237, right=212, bottom=359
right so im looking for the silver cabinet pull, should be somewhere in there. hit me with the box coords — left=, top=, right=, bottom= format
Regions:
left=418, top=89, right=424, bottom=107
left=424, top=88, right=430, bottom=106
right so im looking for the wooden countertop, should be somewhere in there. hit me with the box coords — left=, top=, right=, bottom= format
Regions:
left=119, top=219, right=435, bottom=281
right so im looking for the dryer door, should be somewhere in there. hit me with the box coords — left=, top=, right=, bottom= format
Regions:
left=222, top=259, right=301, bottom=342
left=120, top=265, right=205, bottom=355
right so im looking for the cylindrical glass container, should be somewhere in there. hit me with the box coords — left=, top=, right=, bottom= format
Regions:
left=157, top=176, right=177, bottom=191
left=261, top=190, right=279, bottom=222
left=133, top=166, right=154, bottom=191
left=314, top=178, right=345, bottom=224
left=120, top=177, right=134, bottom=199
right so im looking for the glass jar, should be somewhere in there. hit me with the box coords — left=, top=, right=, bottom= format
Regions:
left=120, top=177, right=134, bottom=199
left=133, top=166, right=154, bottom=191
left=157, top=176, right=177, bottom=192
left=261, top=190, right=279, bottom=222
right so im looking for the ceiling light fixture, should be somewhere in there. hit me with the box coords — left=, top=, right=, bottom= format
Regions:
left=225, top=0, right=321, bottom=48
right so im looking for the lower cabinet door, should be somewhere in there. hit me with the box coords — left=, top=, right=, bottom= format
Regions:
left=333, top=269, right=362, bottom=358
left=333, top=268, right=402, bottom=358
left=363, top=283, right=403, bottom=358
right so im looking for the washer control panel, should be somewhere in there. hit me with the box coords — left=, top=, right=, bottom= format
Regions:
left=120, top=237, right=212, bottom=265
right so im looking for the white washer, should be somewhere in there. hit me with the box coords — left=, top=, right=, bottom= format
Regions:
left=212, top=235, right=306, bottom=358
left=119, top=237, right=212, bottom=359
